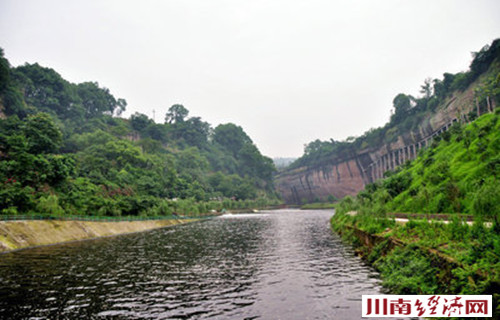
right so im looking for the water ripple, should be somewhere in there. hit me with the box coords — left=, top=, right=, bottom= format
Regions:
left=0, top=209, right=390, bottom=319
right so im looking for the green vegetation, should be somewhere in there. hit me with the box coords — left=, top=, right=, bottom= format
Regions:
left=332, top=111, right=500, bottom=315
left=0, top=50, right=280, bottom=217
left=323, top=39, right=500, bottom=317
left=332, top=212, right=500, bottom=316
left=300, top=202, right=336, bottom=210
left=290, top=38, right=500, bottom=170
left=338, top=111, right=500, bottom=220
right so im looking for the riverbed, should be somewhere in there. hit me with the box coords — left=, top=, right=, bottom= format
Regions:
left=0, top=209, right=385, bottom=319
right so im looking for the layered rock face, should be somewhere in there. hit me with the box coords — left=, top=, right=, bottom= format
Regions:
left=276, top=86, right=479, bottom=204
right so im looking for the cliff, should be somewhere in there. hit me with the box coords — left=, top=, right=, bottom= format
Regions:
left=276, top=69, right=495, bottom=204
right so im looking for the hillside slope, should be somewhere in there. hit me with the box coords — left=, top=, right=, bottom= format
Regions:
left=330, top=111, right=500, bottom=315
left=339, top=111, right=500, bottom=217
left=276, top=39, right=500, bottom=204
left=0, top=50, right=279, bottom=217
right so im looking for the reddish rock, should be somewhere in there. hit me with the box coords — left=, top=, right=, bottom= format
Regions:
left=276, top=82, right=482, bottom=204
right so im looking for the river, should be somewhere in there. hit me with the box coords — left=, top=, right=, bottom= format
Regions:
left=0, top=209, right=386, bottom=319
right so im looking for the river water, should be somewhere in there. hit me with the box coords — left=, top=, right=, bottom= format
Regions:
left=0, top=209, right=386, bottom=319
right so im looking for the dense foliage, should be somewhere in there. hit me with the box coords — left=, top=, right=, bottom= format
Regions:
left=0, top=50, right=278, bottom=216
left=331, top=112, right=500, bottom=314
left=290, top=38, right=500, bottom=170
left=337, top=111, right=500, bottom=221
left=332, top=205, right=500, bottom=316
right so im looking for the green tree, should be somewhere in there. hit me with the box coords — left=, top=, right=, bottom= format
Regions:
left=165, top=104, right=189, bottom=124
left=22, top=112, right=62, bottom=154
left=0, top=48, right=9, bottom=94
left=213, top=123, right=252, bottom=156
left=0, top=51, right=30, bottom=117
left=420, top=78, right=433, bottom=99
left=171, top=117, right=211, bottom=148
left=130, top=112, right=153, bottom=132
left=304, top=139, right=333, bottom=156
left=77, top=82, right=127, bottom=118
left=144, top=123, right=167, bottom=142
left=12, top=63, right=83, bottom=119
left=391, top=93, right=412, bottom=123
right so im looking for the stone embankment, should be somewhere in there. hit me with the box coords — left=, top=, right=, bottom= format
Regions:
left=0, top=219, right=197, bottom=253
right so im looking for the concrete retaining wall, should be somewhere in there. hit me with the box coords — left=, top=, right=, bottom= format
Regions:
left=0, top=219, right=197, bottom=253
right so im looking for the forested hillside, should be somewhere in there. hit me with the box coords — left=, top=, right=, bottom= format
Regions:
left=0, top=49, right=279, bottom=217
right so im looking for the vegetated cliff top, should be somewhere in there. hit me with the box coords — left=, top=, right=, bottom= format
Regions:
left=287, top=38, right=500, bottom=171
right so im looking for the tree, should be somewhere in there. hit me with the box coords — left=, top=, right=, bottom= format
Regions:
left=77, top=82, right=127, bottom=118
left=213, top=123, right=252, bottom=156
left=420, top=78, right=433, bottom=99
left=12, top=63, right=83, bottom=119
left=0, top=49, right=27, bottom=117
left=469, top=39, right=500, bottom=81
left=178, top=117, right=211, bottom=148
left=391, top=93, right=412, bottom=123
left=165, top=104, right=189, bottom=124
left=304, top=139, right=334, bottom=156
left=0, top=48, right=9, bottom=94
left=22, top=112, right=62, bottom=154
left=144, top=123, right=167, bottom=142
left=130, top=112, right=153, bottom=132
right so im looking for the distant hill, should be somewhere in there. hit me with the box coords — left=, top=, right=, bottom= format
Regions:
left=273, top=157, right=297, bottom=170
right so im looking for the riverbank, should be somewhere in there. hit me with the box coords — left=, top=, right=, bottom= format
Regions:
left=330, top=211, right=500, bottom=317
left=0, top=218, right=198, bottom=253
left=300, top=202, right=335, bottom=210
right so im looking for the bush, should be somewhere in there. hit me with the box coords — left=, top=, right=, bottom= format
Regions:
left=374, top=246, right=438, bottom=294
left=383, top=171, right=412, bottom=198
left=36, top=194, right=65, bottom=216
left=0, top=181, right=35, bottom=212
left=1, top=207, right=19, bottom=215
left=472, top=178, right=500, bottom=220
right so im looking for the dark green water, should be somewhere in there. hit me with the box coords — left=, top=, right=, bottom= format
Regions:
left=0, top=209, right=384, bottom=319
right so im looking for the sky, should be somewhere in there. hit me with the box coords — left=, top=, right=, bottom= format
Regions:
left=1, top=0, right=499, bottom=158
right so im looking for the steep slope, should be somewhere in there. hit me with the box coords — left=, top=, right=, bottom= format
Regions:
left=276, top=40, right=500, bottom=204
left=330, top=111, right=500, bottom=312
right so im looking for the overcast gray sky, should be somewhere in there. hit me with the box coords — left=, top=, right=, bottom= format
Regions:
left=1, top=0, right=499, bottom=158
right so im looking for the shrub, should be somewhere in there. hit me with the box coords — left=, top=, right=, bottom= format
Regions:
left=472, top=178, right=500, bottom=220
left=0, top=182, right=35, bottom=212
left=36, top=194, right=65, bottom=216
left=374, top=246, right=438, bottom=294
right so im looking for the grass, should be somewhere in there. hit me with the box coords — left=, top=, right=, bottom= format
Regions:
left=331, top=210, right=500, bottom=317
left=329, top=113, right=500, bottom=317
left=300, top=202, right=336, bottom=210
